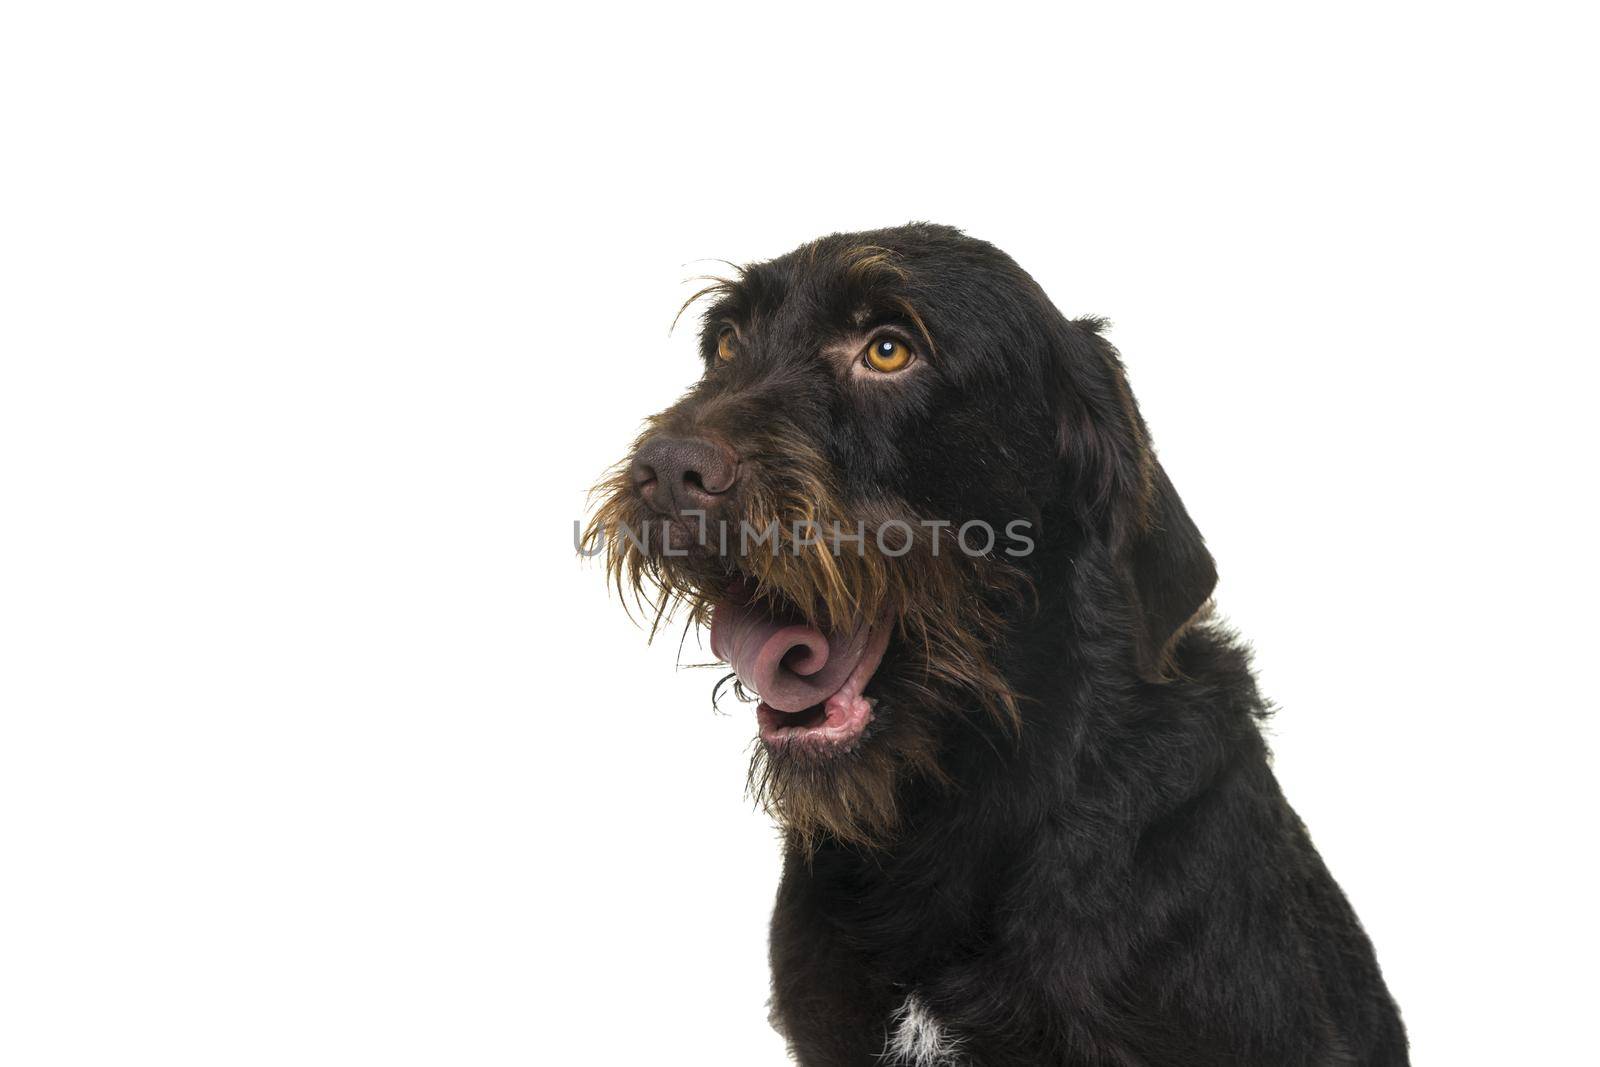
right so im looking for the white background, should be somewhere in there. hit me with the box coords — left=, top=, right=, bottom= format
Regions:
left=2, top=3, right=1596, bottom=1064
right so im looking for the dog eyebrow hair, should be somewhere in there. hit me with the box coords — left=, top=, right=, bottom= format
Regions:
left=891, top=296, right=935, bottom=355
left=671, top=274, right=743, bottom=334
left=674, top=245, right=936, bottom=355
left=835, top=247, right=936, bottom=355
left=841, top=244, right=910, bottom=285
left=848, top=302, right=936, bottom=353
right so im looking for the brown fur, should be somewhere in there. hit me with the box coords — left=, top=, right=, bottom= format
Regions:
left=583, top=414, right=1026, bottom=850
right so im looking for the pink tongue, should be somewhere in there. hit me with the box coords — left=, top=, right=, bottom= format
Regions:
left=709, top=599, right=871, bottom=713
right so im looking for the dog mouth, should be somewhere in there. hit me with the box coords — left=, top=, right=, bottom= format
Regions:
left=708, top=590, right=891, bottom=750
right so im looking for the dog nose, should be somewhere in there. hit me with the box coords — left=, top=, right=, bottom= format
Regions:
left=631, top=434, right=739, bottom=515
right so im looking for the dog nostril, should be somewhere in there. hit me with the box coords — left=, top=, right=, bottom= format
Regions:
left=631, top=435, right=736, bottom=512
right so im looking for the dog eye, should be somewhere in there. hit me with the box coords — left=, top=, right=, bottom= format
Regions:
left=716, top=329, right=737, bottom=361
left=864, top=338, right=913, bottom=373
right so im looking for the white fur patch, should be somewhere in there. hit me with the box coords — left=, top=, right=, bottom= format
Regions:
left=882, top=994, right=964, bottom=1066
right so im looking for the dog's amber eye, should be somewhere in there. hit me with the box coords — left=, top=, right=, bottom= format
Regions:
left=716, top=329, right=737, bottom=361
left=865, top=338, right=913, bottom=373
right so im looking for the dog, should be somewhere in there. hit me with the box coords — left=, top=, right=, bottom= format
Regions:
left=585, top=224, right=1406, bottom=1065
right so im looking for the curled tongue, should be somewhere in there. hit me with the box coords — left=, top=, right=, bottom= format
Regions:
left=709, top=598, right=872, bottom=713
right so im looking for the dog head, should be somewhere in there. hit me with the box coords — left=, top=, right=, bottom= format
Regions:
left=585, top=223, right=1214, bottom=847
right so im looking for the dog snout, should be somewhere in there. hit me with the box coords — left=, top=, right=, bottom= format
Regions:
left=631, top=434, right=739, bottom=516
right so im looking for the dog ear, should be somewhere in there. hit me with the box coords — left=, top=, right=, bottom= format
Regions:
left=1058, top=321, right=1217, bottom=681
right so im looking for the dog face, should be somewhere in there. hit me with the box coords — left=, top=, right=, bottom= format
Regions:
left=586, top=223, right=1215, bottom=847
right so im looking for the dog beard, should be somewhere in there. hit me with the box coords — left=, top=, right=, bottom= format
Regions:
left=584, top=421, right=1028, bottom=848
left=745, top=696, right=941, bottom=851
